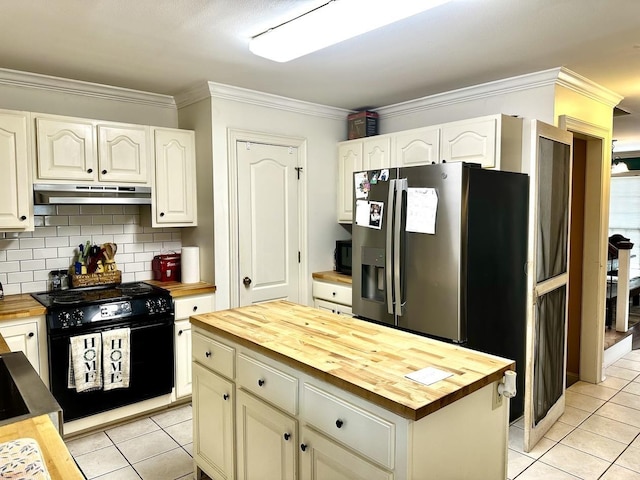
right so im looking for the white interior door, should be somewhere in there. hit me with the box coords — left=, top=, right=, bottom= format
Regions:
left=237, top=141, right=300, bottom=306
left=524, top=120, right=573, bottom=452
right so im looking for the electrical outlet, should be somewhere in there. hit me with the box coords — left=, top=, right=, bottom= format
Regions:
left=492, top=381, right=503, bottom=410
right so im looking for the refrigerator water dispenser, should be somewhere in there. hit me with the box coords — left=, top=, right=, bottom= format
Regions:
left=361, top=247, right=385, bottom=302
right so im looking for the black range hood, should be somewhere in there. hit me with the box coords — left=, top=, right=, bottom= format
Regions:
left=33, top=184, right=152, bottom=205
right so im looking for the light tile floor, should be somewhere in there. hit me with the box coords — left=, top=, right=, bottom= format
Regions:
left=65, top=350, right=640, bottom=480
left=65, top=404, right=195, bottom=480
left=509, top=349, right=640, bottom=479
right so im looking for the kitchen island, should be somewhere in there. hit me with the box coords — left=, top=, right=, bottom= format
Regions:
left=191, top=300, right=515, bottom=480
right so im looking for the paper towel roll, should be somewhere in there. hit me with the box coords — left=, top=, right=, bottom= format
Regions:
left=181, top=247, right=200, bottom=283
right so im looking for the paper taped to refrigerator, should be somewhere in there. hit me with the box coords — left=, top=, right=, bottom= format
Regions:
left=355, top=200, right=383, bottom=229
left=354, top=172, right=369, bottom=199
left=406, top=187, right=438, bottom=234
left=405, top=366, right=453, bottom=386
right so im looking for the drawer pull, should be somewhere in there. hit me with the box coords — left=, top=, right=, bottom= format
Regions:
left=332, top=291, right=336, bottom=296
left=300, top=443, right=307, bottom=452
left=335, top=419, right=343, bottom=429
left=193, top=305, right=198, bottom=312
left=223, top=393, right=229, bottom=400
left=178, top=330, right=183, bottom=336
left=205, top=351, right=212, bottom=358
left=283, top=433, right=290, bottom=441
left=28, top=332, right=35, bottom=338
left=258, top=379, right=265, bottom=387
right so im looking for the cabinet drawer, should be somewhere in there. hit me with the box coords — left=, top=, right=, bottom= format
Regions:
left=314, top=299, right=353, bottom=317
left=312, top=281, right=352, bottom=306
left=175, top=294, right=214, bottom=319
left=237, top=353, right=298, bottom=415
left=301, top=383, right=395, bottom=469
left=192, top=331, right=234, bottom=379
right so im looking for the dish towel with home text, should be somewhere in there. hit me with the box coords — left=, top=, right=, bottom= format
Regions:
left=102, top=327, right=131, bottom=391
left=68, top=333, right=102, bottom=392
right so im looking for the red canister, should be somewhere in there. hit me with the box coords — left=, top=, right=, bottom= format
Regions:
left=152, top=253, right=181, bottom=282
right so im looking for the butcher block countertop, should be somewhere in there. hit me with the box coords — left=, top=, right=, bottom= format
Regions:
left=312, top=270, right=352, bottom=285
left=0, top=334, right=9, bottom=353
left=0, top=294, right=47, bottom=321
left=145, top=280, right=216, bottom=297
left=0, top=415, right=84, bottom=479
left=191, top=300, right=514, bottom=421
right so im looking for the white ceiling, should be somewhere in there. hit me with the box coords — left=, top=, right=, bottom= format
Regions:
left=1, top=0, right=639, bottom=151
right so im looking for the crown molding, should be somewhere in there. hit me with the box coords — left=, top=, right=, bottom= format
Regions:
left=556, top=67, right=624, bottom=108
left=377, top=67, right=624, bottom=118
left=175, top=81, right=350, bottom=120
left=0, top=67, right=176, bottom=109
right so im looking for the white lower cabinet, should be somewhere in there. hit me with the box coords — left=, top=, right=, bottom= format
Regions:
left=312, top=279, right=353, bottom=317
left=0, top=316, right=47, bottom=383
left=192, top=327, right=397, bottom=480
left=236, top=389, right=297, bottom=480
left=174, top=293, right=215, bottom=399
left=193, top=362, right=235, bottom=480
left=313, top=299, right=352, bottom=316
left=299, top=426, right=393, bottom=480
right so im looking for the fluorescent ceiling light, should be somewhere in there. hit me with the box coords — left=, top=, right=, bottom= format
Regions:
left=249, top=0, right=452, bottom=62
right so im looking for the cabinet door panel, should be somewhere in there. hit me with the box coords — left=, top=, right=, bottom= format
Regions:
left=153, top=128, right=197, bottom=225
left=97, top=124, right=149, bottom=184
left=337, top=142, right=363, bottom=223
left=36, top=117, right=95, bottom=181
left=0, top=321, right=40, bottom=374
left=363, top=137, right=391, bottom=171
left=0, top=112, right=31, bottom=229
left=236, top=389, right=297, bottom=480
left=394, top=127, right=440, bottom=167
left=193, top=363, right=235, bottom=480
left=300, top=426, right=393, bottom=480
left=441, top=119, right=497, bottom=168
left=175, top=320, right=192, bottom=398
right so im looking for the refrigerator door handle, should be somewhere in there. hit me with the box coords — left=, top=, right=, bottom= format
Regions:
left=386, top=179, right=396, bottom=315
left=394, top=178, right=408, bottom=319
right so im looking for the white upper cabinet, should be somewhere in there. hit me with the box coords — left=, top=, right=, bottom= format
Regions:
left=36, top=116, right=96, bottom=181
left=363, top=136, right=391, bottom=171
left=394, top=126, right=440, bottom=167
left=0, top=110, right=33, bottom=230
left=96, top=123, right=150, bottom=183
left=440, top=114, right=522, bottom=170
left=35, top=114, right=151, bottom=185
left=337, top=141, right=363, bottom=223
left=337, top=114, right=523, bottom=222
left=152, top=127, right=197, bottom=226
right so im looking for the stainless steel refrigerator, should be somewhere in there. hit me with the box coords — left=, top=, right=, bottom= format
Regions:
left=352, top=162, right=529, bottom=420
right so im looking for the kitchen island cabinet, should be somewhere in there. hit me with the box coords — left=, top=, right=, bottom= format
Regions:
left=191, top=301, right=514, bottom=480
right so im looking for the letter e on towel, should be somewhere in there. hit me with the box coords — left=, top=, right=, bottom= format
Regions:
left=102, top=328, right=131, bottom=390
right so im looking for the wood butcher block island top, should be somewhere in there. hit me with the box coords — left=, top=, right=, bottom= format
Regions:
left=191, top=300, right=514, bottom=421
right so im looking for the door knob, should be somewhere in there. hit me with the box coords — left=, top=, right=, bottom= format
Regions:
left=243, top=277, right=252, bottom=287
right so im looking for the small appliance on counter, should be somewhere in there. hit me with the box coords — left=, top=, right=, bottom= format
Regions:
left=335, top=240, right=352, bottom=275
left=152, top=253, right=181, bottom=282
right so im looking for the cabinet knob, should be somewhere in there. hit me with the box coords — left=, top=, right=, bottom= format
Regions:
left=223, top=393, right=229, bottom=400
left=178, top=330, right=183, bottom=336
left=243, top=277, right=252, bottom=287
left=332, top=291, right=336, bottom=296
left=283, top=433, right=290, bottom=441
left=102, top=169, right=107, bottom=175
left=193, top=305, right=198, bottom=312
left=87, top=168, right=93, bottom=173
left=159, top=212, right=165, bottom=217
left=28, top=332, right=34, bottom=338
left=300, top=443, right=307, bottom=452
left=20, top=216, right=27, bottom=221
left=335, top=419, right=343, bottom=429
left=258, top=379, right=265, bottom=387
left=205, top=351, right=211, bottom=358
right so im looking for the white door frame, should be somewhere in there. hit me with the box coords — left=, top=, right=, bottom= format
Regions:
left=227, top=128, right=308, bottom=308
left=559, top=115, right=610, bottom=383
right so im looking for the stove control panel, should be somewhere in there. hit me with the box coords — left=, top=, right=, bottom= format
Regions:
left=57, top=309, right=84, bottom=329
left=145, top=297, right=171, bottom=314
left=99, top=301, right=132, bottom=319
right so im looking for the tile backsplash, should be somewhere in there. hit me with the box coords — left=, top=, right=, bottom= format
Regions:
left=0, top=205, right=182, bottom=295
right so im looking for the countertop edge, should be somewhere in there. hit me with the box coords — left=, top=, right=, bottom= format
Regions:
left=190, top=312, right=514, bottom=421
left=311, top=270, right=352, bottom=285
left=144, top=280, right=216, bottom=297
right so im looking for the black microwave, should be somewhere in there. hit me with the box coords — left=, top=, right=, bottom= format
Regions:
left=335, top=240, right=352, bottom=276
